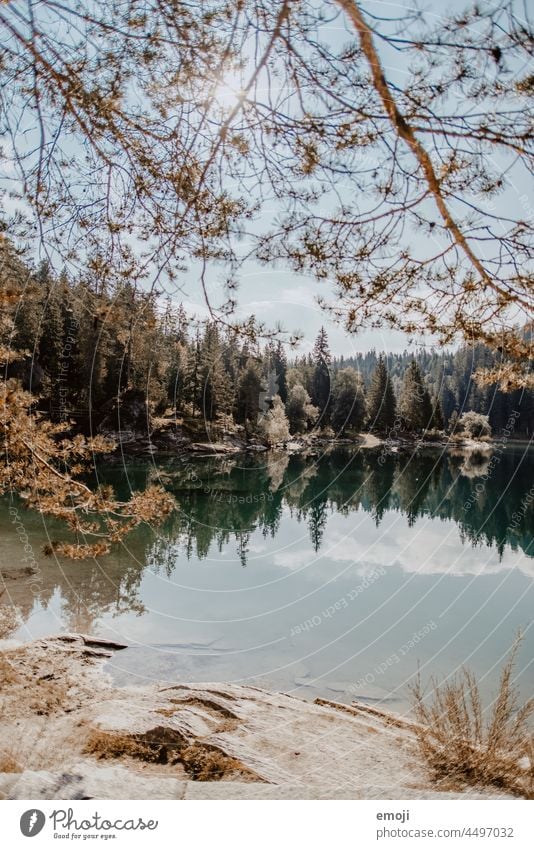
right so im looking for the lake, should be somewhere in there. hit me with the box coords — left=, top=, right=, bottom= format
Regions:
left=2, top=443, right=534, bottom=714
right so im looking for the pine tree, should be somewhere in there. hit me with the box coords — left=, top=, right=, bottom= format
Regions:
left=398, top=360, right=433, bottom=432
left=311, top=326, right=332, bottom=422
left=440, top=381, right=457, bottom=428
left=366, top=355, right=396, bottom=432
left=235, top=357, right=263, bottom=426
left=36, top=261, right=66, bottom=421
left=331, top=368, right=366, bottom=435
left=273, top=341, right=288, bottom=403
left=308, top=496, right=328, bottom=552
left=184, top=330, right=202, bottom=416
left=430, top=396, right=444, bottom=431
left=198, top=322, right=232, bottom=421
left=448, top=408, right=459, bottom=434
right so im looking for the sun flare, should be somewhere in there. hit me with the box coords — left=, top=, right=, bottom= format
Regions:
left=211, top=72, right=245, bottom=109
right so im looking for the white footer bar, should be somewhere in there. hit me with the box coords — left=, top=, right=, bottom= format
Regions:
left=1, top=798, right=532, bottom=848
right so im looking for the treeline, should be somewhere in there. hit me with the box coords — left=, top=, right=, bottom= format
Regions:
left=4, top=241, right=533, bottom=440
left=338, top=348, right=534, bottom=437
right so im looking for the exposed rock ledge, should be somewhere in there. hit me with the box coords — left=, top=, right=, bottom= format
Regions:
left=0, top=635, right=511, bottom=800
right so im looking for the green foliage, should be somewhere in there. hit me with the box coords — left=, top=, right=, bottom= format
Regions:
left=398, top=360, right=434, bottom=432
left=272, top=341, right=288, bottom=403
left=311, top=327, right=332, bottom=423
left=235, top=358, right=263, bottom=426
left=331, top=368, right=366, bottom=435
left=366, top=355, right=396, bottom=433
left=198, top=323, right=233, bottom=421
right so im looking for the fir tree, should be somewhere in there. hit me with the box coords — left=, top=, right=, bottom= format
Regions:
left=311, top=327, right=332, bottom=422
left=448, top=408, right=459, bottom=434
left=431, top=396, right=444, bottom=431
left=184, top=330, right=202, bottom=416
left=198, top=323, right=232, bottom=421
left=308, top=496, right=328, bottom=552
left=331, top=368, right=366, bottom=435
left=273, top=341, right=288, bottom=403
left=235, top=358, right=263, bottom=426
left=366, top=355, right=396, bottom=432
left=36, top=261, right=66, bottom=421
left=398, top=360, right=433, bottom=432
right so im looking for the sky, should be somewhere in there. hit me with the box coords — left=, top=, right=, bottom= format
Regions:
left=180, top=259, right=420, bottom=357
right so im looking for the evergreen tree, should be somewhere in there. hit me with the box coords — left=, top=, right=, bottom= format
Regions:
left=308, top=496, right=328, bottom=552
left=398, top=360, right=433, bottom=432
left=430, top=396, right=444, bottom=431
left=331, top=368, right=366, bottom=435
left=366, top=355, right=396, bottom=432
left=235, top=358, right=263, bottom=426
left=440, top=381, right=457, bottom=428
left=448, top=408, right=459, bottom=434
left=311, top=327, right=332, bottom=422
left=184, top=330, right=202, bottom=416
left=273, top=341, right=288, bottom=403
left=36, top=261, right=66, bottom=421
left=198, top=323, right=232, bottom=421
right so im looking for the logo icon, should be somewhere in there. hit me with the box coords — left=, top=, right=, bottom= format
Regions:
left=20, top=810, right=46, bottom=837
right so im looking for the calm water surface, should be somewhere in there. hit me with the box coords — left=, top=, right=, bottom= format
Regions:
left=2, top=444, right=534, bottom=712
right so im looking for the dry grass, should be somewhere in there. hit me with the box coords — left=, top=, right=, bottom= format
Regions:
left=0, top=654, right=20, bottom=686
left=0, top=602, right=19, bottom=639
left=180, top=743, right=246, bottom=781
left=84, top=728, right=181, bottom=765
left=410, top=638, right=534, bottom=798
left=83, top=728, right=251, bottom=781
left=0, top=751, right=22, bottom=773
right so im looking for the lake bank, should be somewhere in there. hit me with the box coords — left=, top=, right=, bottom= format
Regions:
left=100, top=416, right=498, bottom=459
left=0, top=634, right=515, bottom=800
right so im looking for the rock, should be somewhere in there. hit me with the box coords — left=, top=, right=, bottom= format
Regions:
left=0, top=764, right=186, bottom=800
left=98, top=388, right=149, bottom=434
left=0, top=635, right=518, bottom=800
left=189, top=442, right=241, bottom=455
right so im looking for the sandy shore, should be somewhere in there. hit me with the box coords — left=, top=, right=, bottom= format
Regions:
left=0, top=634, right=513, bottom=800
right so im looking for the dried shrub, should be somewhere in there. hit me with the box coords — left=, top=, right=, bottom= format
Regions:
left=0, top=603, right=19, bottom=639
left=179, top=743, right=245, bottom=781
left=410, top=638, right=534, bottom=798
left=0, top=752, right=22, bottom=773
left=84, top=728, right=251, bottom=781
left=83, top=729, right=173, bottom=764
left=0, top=654, right=20, bottom=686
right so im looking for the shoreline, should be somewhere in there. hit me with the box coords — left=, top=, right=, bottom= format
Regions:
left=99, top=422, right=503, bottom=460
left=0, top=634, right=514, bottom=801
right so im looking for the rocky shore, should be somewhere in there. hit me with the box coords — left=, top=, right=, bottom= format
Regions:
left=0, top=634, right=513, bottom=800
left=97, top=417, right=493, bottom=460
